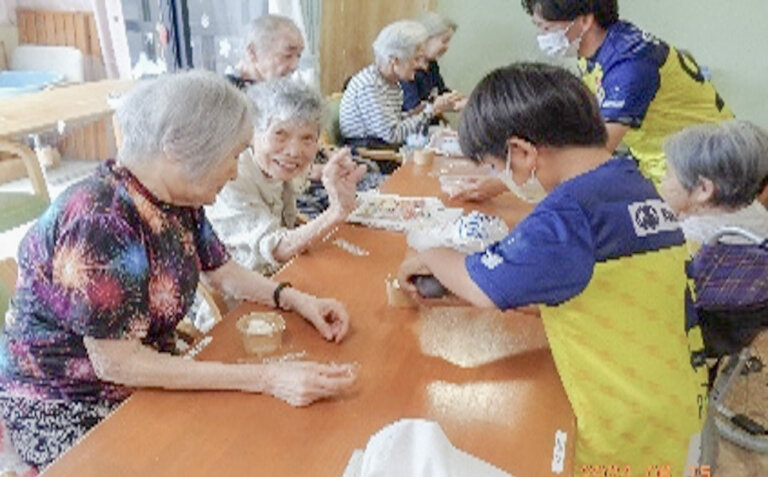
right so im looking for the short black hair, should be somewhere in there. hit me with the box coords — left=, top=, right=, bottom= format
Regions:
left=458, top=62, right=607, bottom=162
left=521, top=0, right=619, bottom=28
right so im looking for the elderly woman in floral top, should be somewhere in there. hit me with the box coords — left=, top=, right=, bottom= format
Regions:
left=0, top=71, right=355, bottom=470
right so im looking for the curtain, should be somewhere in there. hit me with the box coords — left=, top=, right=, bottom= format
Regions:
left=0, top=0, right=18, bottom=24
left=91, top=0, right=131, bottom=79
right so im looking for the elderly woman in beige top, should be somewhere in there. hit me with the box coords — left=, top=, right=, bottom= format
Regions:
left=207, top=79, right=365, bottom=275
left=659, top=119, right=768, bottom=250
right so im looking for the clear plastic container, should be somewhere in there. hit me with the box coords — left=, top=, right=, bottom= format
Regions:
left=413, top=149, right=435, bottom=166
left=236, top=312, right=286, bottom=356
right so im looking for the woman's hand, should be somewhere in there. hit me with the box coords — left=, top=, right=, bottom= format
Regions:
left=322, top=148, right=366, bottom=219
left=286, top=289, right=350, bottom=343
left=433, top=91, right=464, bottom=115
left=452, top=95, right=468, bottom=111
left=257, top=361, right=357, bottom=407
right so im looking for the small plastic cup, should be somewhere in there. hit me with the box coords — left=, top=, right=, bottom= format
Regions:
left=413, top=149, right=435, bottom=166
left=236, top=312, right=286, bottom=356
left=385, top=274, right=416, bottom=308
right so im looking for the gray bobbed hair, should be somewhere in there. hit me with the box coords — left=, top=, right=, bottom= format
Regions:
left=372, top=20, right=428, bottom=65
left=116, top=70, right=253, bottom=180
left=664, top=119, right=768, bottom=208
left=417, top=12, right=458, bottom=38
left=246, top=78, right=326, bottom=133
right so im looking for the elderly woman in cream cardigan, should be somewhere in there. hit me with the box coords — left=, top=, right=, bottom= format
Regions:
left=207, top=79, right=366, bottom=275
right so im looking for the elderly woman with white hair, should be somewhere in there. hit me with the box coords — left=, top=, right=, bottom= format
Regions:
left=0, top=71, right=356, bottom=470
left=339, top=20, right=460, bottom=149
left=660, top=119, right=768, bottom=248
left=400, top=12, right=465, bottom=113
left=207, top=78, right=365, bottom=275
left=227, top=14, right=304, bottom=88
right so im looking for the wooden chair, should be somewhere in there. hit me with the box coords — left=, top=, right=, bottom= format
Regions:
left=0, top=258, right=17, bottom=328
left=324, top=93, right=402, bottom=164
left=175, top=282, right=227, bottom=345
left=0, top=140, right=50, bottom=233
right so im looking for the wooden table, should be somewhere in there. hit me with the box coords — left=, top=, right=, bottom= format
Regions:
left=0, top=79, right=133, bottom=139
left=0, top=79, right=133, bottom=184
left=42, top=158, right=576, bottom=477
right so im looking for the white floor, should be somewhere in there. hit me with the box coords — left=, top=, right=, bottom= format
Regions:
left=0, top=158, right=99, bottom=259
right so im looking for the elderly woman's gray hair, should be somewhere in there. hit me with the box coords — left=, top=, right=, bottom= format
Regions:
left=372, top=20, right=428, bottom=66
left=116, top=70, right=252, bottom=179
left=247, top=78, right=325, bottom=133
left=417, top=12, right=458, bottom=38
left=247, top=14, right=302, bottom=52
left=664, top=119, right=768, bottom=208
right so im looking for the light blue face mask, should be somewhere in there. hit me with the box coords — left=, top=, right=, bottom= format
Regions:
left=491, top=158, right=548, bottom=204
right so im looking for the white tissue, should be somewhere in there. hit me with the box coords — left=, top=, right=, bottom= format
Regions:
left=342, top=419, right=514, bottom=477
left=407, top=211, right=509, bottom=254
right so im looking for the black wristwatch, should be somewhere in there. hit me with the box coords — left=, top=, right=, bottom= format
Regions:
left=273, top=281, right=292, bottom=309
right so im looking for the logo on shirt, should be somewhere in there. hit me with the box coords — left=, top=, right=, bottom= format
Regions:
left=628, top=199, right=679, bottom=237
left=602, top=98, right=626, bottom=109
left=480, top=250, right=504, bottom=270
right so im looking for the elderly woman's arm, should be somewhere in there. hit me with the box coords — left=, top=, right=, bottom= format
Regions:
left=203, top=259, right=350, bottom=342
left=272, top=149, right=366, bottom=262
left=84, top=337, right=355, bottom=406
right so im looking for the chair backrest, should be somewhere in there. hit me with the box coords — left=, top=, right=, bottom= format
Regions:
left=692, top=228, right=768, bottom=311
left=689, top=227, right=768, bottom=356
left=0, top=258, right=17, bottom=327
left=0, top=41, right=7, bottom=70
left=0, top=139, right=50, bottom=232
left=324, top=93, right=343, bottom=147
left=11, top=44, right=84, bottom=83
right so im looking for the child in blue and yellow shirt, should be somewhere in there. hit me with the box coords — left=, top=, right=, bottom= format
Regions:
left=398, top=63, right=708, bottom=475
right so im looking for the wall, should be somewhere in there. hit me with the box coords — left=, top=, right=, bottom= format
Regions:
left=0, top=0, right=18, bottom=63
left=0, top=0, right=94, bottom=62
left=0, top=0, right=15, bottom=24
left=320, top=0, right=435, bottom=94
left=436, top=0, right=768, bottom=129
left=17, top=0, right=91, bottom=11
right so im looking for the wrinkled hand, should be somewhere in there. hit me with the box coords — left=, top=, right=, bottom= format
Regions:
left=259, top=361, right=357, bottom=407
left=452, top=96, right=468, bottom=111
left=433, top=91, right=464, bottom=115
left=295, top=295, right=351, bottom=343
left=322, top=148, right=366, bottom=217
left=441, top=175, right=507, bottom=202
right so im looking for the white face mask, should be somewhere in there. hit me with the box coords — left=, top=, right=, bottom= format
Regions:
left=536, top=21, right=583, bottom=58
left=495, top=159, right=547, bottom=204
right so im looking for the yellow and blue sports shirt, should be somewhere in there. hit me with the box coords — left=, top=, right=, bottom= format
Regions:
left=466, top=157, right=708, bottom=475
left=578, top=21, right=734, bottom=186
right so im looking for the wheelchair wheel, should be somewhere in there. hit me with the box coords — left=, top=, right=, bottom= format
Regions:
left=714, top=414, right=768, bottom=453
left=699, top=410, right=719, bottom=472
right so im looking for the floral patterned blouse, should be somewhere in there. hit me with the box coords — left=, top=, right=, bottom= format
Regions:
left=0, top=161, right=230, bottom=404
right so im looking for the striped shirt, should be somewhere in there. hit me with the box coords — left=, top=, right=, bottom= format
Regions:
left=339, top=64, right=431, bottom=146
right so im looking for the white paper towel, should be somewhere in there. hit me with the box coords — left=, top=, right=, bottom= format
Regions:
left=342, top=419, right=514, bottom=477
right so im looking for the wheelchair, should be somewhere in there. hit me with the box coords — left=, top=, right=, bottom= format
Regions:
left=688, top=227, right=768, bottom=466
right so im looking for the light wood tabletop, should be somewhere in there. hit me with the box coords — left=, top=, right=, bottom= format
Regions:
left=0, top=79, right=133, bottom=139
left=41, top=157, right=575, bottom=477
